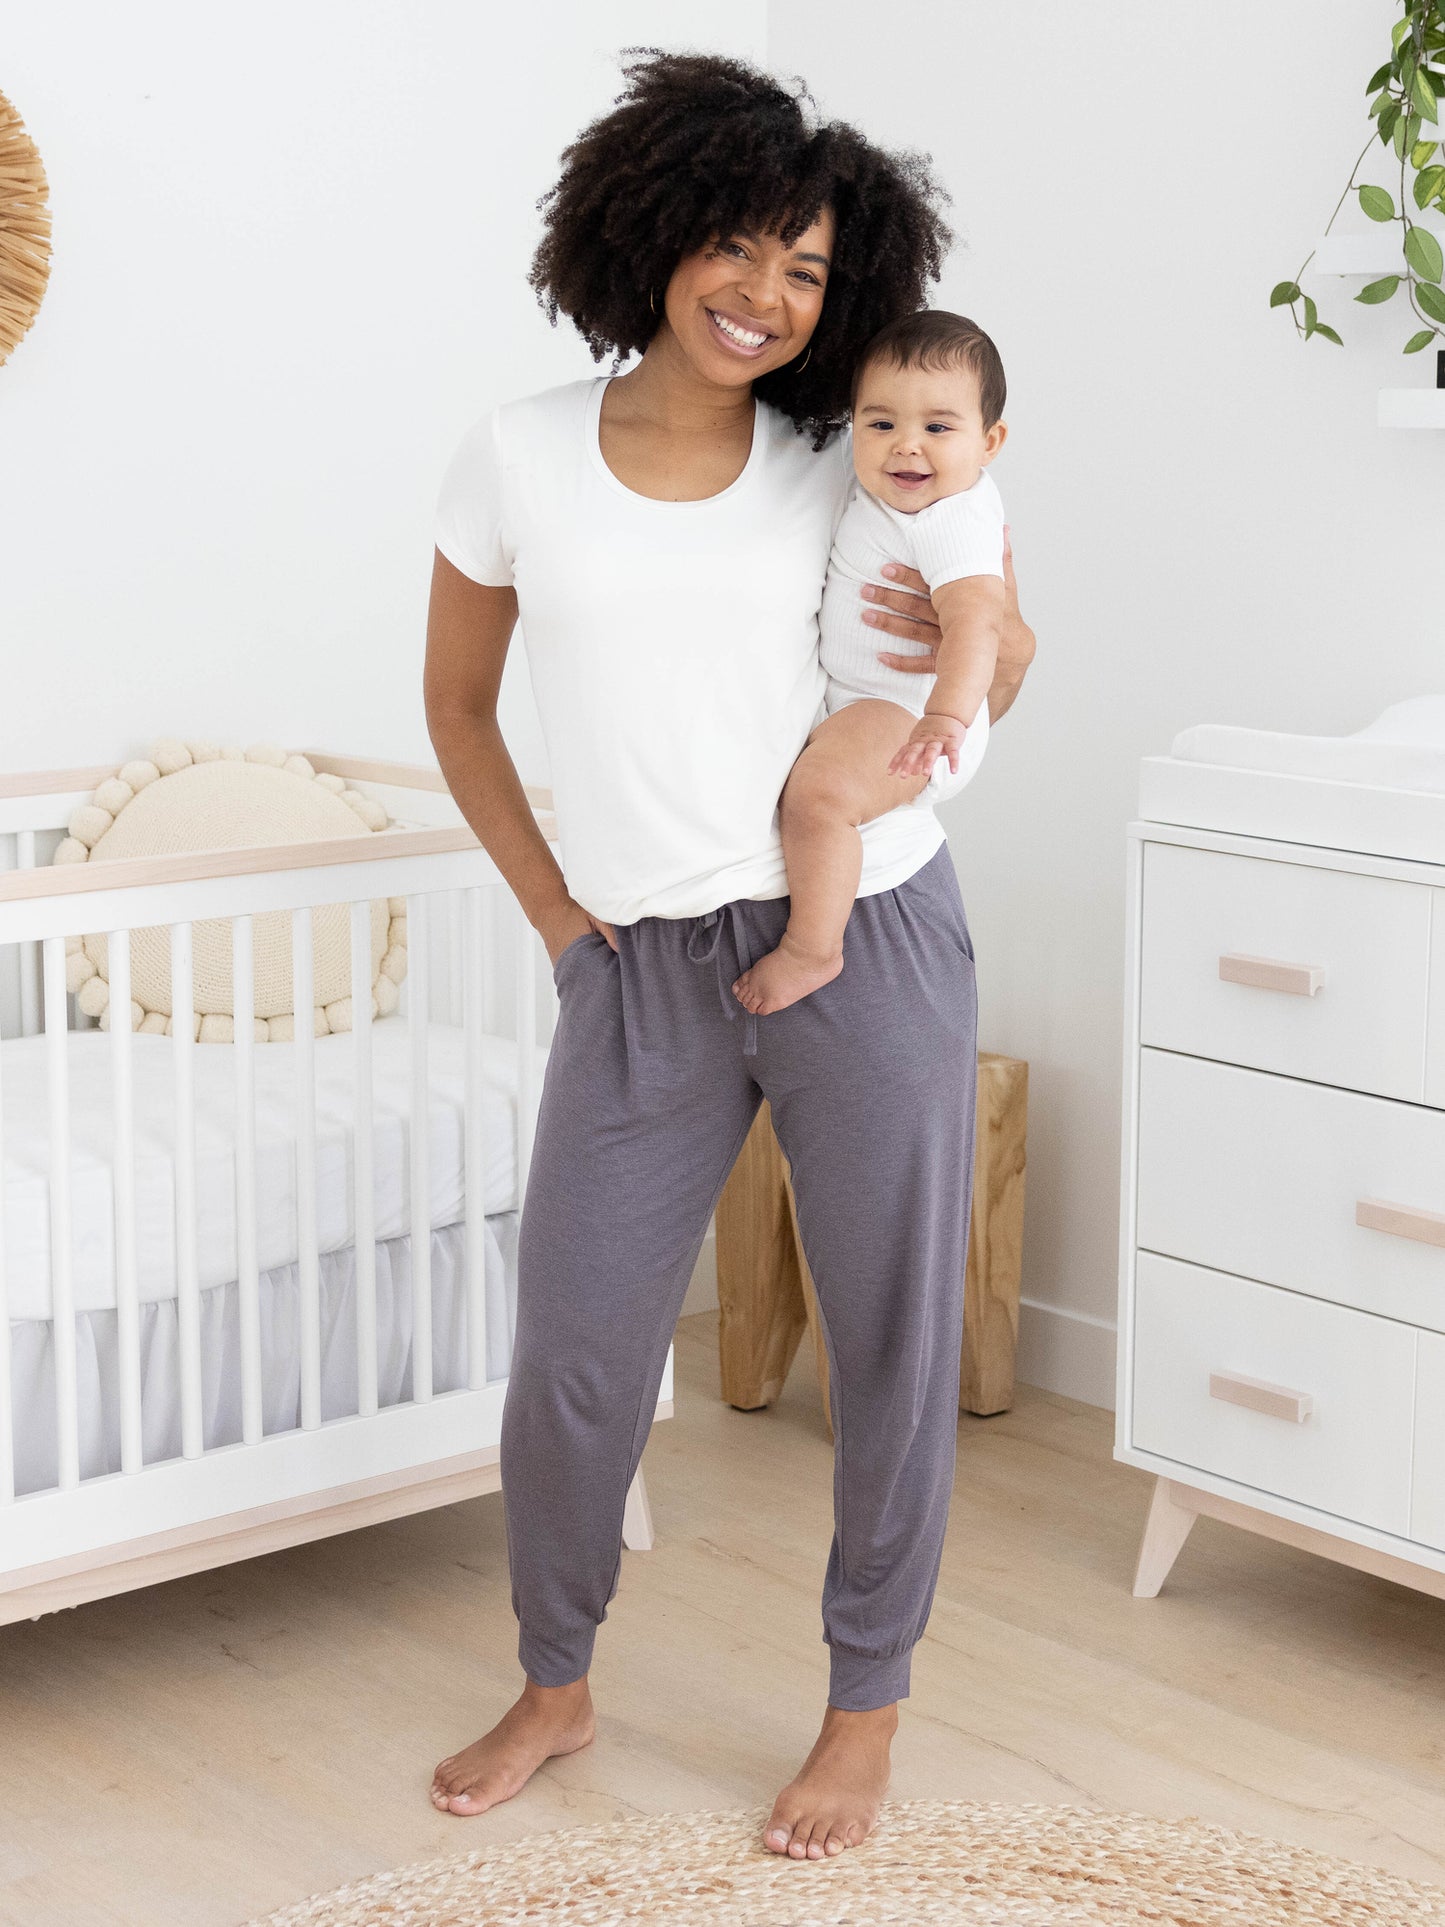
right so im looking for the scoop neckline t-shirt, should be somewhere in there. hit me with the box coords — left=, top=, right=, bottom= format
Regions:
left=434, top=376, right=972, bottom=925
left=585, top=375, right=767, bottom=509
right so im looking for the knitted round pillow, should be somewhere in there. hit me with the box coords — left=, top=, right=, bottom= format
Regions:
left=55, top=741, right=408, bottom=1041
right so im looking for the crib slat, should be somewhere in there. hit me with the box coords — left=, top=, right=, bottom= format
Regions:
left=292, top=908, right=321, bottom=1431
left=0, top=986, right=13, bottom=1503
left=447, top=891, right=465, bottom=1029
left=514, top=907, right=538, bottom=1207
left=16, top=831, right=39, bottom=1038
left=407, top=893, right=432, bottom=1403
left=233, top=917, right=262, bottom=1446
left=171, top=922, right=203, bottom=1459
left=350, top=900, right=378, bottom=1418
left=43, top=938, right=80, bottom=1489
left=463, top=888, right=488, bottom=1390
left=108, top=931, right=142, bottom=1475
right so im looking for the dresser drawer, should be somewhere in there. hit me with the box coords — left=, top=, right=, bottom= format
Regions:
left=1412, top=1332, right=1445, bottom=1551
left=1140, top=844, right=1431, bottom=1100
left=1131, top=1252, right=1416, bottom=1535
left=1137, top=1049, right=1445, bottom=1332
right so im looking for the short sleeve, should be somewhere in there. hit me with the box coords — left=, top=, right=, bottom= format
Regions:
left=434, top=408, right=513, bottom=586
left=907, top=472, right=1005, bottom=590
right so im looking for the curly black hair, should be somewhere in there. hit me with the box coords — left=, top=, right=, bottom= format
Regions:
left=529, top=49, right=953, bottom=447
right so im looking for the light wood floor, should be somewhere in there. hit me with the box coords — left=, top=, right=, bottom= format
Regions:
left=2, top=1313, right=1444, bottom=1925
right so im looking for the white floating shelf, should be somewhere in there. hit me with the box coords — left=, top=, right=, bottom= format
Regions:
left=1313, top=233, right=1406, bottom=277
left=1378, top=387, right=1445, bottom=427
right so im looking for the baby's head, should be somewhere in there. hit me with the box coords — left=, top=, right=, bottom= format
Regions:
left=849, top=310, right=1007, bottom=513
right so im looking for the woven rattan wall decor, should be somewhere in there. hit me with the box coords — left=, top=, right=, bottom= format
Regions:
left=0, top=89, right=52, bottom=366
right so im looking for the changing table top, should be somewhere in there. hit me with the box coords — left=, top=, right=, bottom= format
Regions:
left=1138, top=694, right=1445, bottom=866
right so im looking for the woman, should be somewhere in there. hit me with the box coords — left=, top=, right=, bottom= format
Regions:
left=424, top=51, right=1035, bottom=1859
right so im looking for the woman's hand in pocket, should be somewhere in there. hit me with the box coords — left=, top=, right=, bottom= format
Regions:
left=538, top=899, right=618, bottom=968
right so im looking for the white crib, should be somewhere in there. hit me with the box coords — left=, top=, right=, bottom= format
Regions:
left=0, top=753, right=665, bottom=1625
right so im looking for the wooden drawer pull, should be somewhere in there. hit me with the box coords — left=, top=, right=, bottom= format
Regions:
left=1209, top=1371, right=1313, bottom=1423
left=1356, top=1197, right=1445, bottom=1249
left=1218, top=953, right=1325, bottom=996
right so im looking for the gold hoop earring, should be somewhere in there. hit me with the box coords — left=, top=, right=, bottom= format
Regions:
left=793, top=345, right=811, bottom=372
left=649, top=289, right=658, bottom=314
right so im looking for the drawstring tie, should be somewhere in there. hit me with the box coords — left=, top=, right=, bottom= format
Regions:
left=686, top=904, right=758, bottom=1057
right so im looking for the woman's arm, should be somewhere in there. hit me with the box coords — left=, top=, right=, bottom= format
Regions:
left=424, top=549, right=614, bottom=961
left=867, top=527, right=1036, bottom=724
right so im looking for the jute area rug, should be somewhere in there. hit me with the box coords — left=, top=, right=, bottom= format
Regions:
left=247, top=1798, right=1445, bottom=1926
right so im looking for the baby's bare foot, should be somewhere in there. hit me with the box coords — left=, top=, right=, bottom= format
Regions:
left=430, top=1678, right=595, bottom=1816
left=763, top=1702, right=897, bottom=1859
left=733, top=934, right=843, bottom=1016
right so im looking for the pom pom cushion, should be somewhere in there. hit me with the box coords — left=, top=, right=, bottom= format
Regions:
left=56, top=742, right=408, bottom=1041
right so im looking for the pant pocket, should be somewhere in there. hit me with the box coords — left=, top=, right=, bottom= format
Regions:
left=551, top=929, right=604, bottom=990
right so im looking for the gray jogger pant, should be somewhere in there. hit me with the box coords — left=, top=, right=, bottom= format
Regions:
left=500, top=841, right=978, bottom=1712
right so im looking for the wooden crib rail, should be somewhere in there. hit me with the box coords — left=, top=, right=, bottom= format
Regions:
left=0, top=764, right=118, bottom=801
left=0, top=754, right=553, bottom=810
left=0, top=825, right=482, bottom=904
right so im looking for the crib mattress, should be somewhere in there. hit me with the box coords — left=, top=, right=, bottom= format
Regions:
left=2, top=1017, right=549, bottom=1321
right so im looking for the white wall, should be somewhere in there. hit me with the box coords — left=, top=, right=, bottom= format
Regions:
left=0, top=2, right=765, bottom=775
left=8, top=4, right=1440, bottom=1407
left=769, top=0, right=1445, bottom=1405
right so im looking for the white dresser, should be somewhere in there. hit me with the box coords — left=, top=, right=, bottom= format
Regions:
left=1117, top=713, right=1445, bottom=1601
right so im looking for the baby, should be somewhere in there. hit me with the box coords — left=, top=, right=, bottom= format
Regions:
left=734, top=309, right=1009, bottom=1015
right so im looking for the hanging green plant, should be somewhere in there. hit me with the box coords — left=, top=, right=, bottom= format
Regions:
left=1271, top=0, right=1445, bottom=352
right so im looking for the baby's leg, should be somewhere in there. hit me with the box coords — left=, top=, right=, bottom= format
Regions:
left=733, top=700, right=929, bottom=1017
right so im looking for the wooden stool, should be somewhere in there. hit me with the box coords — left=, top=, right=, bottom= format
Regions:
left=714, top=1053, right=1027, bottom=1431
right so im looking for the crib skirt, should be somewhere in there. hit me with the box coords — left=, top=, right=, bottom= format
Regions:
left=8, top=1214, right=518, bottom=1497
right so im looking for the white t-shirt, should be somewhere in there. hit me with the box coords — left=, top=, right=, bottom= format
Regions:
left=820, top=472, right=1006, bottom=713
left=434, top=376, right=973, bottom=924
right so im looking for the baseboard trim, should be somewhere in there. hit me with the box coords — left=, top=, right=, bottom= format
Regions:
left=1015, top=1296, right=1117, bottom=1411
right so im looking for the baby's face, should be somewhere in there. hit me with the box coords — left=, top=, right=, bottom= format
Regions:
left=851, top=357, right=1005, bottom=513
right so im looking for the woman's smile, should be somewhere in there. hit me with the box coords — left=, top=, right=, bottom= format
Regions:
left=705, top=305, right=778, bottom=357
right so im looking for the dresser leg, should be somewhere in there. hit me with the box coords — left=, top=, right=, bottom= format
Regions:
left=1132, top=1476, right=1198, bottom=1597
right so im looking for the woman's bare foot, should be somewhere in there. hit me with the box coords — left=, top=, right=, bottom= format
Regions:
left=763, top=1702, right=898, bottom=1858
left=430, top=1677, right=595, bottom=1816
left=733, top=932, right=842, bottom=1016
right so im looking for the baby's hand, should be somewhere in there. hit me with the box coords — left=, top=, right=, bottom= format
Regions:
left=890, top=712, right=969, bottom=780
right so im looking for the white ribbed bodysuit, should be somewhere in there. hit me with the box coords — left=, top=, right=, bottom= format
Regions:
left=819, top=470, right=1006, bottom=719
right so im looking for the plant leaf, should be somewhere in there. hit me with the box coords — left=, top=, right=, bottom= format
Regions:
left=1410, top=139, right=1439, bottom=166
left=1360, top=183, right=1396, bottom=220
left=1372, top=87, right=1396, bottom=118
left=1367, top=61, right=1394, bottom=91
left=1269, top=280, right=1302, bottom=306
left=1356, top=274, right=1402, bottom=302
left=1416, top=164, right=1445, bottom=205
left=1415, top=67, right=1439, bottom=122
left=1404, top=327, right=1437, bottom=350
left=1303, top=293, right=1319, bottom=336
left=1380, top=101, right=1402, bottom=144
left=1393, top=15, right=1413, bottom=50
left=1396, top=112, right=1422, bottom=158
left=1313, top=323, right=1344, bottom=344
left=1415, top=278, right=1445, bottom=320
left=1405, top=222, right=1445, bottom=280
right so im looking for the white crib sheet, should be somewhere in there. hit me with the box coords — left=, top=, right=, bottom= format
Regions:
left=2, top=1018, right=549, bottom=1320
left=9, top=1216, right=519, bottom=1497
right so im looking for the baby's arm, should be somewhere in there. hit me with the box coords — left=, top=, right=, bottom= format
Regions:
left=888, top=574, right=1005, bottom=778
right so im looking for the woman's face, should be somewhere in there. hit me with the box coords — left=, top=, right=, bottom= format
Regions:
left=660, top=208, right=835, bottom=387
